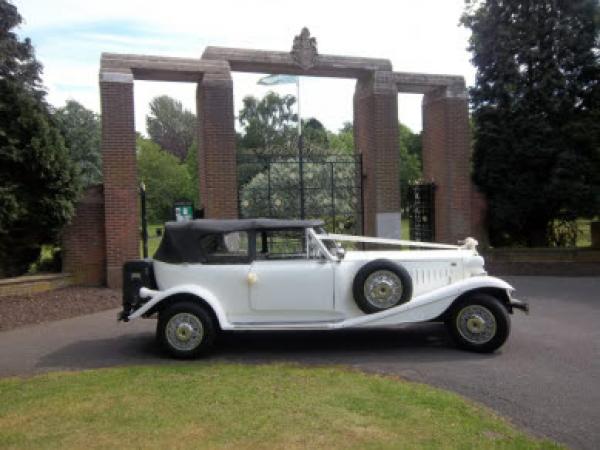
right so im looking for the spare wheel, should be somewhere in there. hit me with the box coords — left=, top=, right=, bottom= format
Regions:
left=352, top=259, right=413, bottom=314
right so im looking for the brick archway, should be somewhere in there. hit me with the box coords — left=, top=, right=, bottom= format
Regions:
left=92, top=30, right=480, bottom=288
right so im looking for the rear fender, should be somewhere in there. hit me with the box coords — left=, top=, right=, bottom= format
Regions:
left=127, top=284, right=232, bottom=329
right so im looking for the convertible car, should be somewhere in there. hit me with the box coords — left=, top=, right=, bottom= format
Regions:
left=119, top=219, right=528, bottom=358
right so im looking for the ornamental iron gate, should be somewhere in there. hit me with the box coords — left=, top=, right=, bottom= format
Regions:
left=237, top=153, right=363, bottom=235
left=408, top=182, right=435, bottom=242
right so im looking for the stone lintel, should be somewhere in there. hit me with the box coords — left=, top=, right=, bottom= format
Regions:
left=202, top=46, right=392, bottom=78
left=393, top=71, right=466, bottom=95
left=100, top=52, right=230, bottom=83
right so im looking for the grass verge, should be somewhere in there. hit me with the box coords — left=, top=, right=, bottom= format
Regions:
left=0, top=364, right=562, bottom=450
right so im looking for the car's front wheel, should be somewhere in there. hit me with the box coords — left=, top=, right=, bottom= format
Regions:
left=157, top=301, right=217, bottom=358
left=446, top=294, right=510, bottom=353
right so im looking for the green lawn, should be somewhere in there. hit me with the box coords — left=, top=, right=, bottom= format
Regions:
left=0, top=364, right=561, bottom=450
left=401, top=218, right=410, bottom=240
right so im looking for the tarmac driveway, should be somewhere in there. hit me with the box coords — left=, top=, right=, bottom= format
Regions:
left=0, top=276, right=598, bottom=449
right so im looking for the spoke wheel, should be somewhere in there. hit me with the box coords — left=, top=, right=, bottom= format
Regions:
left=157, top=301, right=217, bottom=359
left=447, top=294, right=510, bottom=353
left=353, top=259, right=413, bottom=314
left=165, top=312, right=204, bottom=352
left=364, top=270, right=403, bottom=309
left=456, top=305, right=497, bottom=345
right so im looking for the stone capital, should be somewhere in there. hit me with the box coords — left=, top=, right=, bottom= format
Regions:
left=99, top=70, right=134, bottom=84
left=423, top=83, right=468, bottom=106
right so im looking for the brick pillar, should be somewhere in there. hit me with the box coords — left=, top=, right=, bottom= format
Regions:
left=100, top=70, right=139, bottom=288
left=354, top=71, right=400, bottom=238
left=62, top=185, right=106, bottom=286
left=422, top=84, right=474, bottom=243
left=196, top=72, right=238, bottom=219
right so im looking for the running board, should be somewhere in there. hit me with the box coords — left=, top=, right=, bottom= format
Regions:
left=230, top=319, right=343, bottom=330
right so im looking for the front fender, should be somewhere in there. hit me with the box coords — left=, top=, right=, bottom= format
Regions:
left=127, top=284, right=232, bottom=329
left=455, top=275, right=514, bottom=293
left=336, top=275, right=514, bottom=328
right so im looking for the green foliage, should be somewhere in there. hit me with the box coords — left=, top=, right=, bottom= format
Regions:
left=240, top=151, right=358, bottom=228
left=137, top=137, right=195, bottom=223
left=53, top=100, right=102, bottom=188
left=236, top=92, right=423, bottom=227
left=0, top=0, right=44, bottom=99
left=146, top=95, right=196, bottom=161
left=184, top=141, right=200, bottom=207
left=324, top=122, right=423, bottom=210
left=463, top=0, right=600, bottom=246
left=327, top=122, right=354, bottom=155
left=237, top=92, right=299, bottom=188
left=0, top=1, right=78, bottom=277
left=0, top=80, right=78, bottom=277
left=237, top=91, right=298, bottom=156
left=302, top=117, right=328, bottom=149
left=399, top=123, right=423, bottom=209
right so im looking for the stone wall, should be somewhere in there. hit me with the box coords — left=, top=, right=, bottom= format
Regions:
left=483, top=248, right=600, bottom=276
left=0, top=274, right=73, bottom=297
left=62, top=185, right=106, bottom=286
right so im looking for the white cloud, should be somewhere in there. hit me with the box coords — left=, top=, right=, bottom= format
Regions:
left=16, top=0, right=475, bottom=134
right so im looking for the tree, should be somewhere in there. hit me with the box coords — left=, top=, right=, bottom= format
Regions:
left=327, top=122, right=354, bottom=155
left=463, top=0, right=600, bottom=246
left=54, top=100, right=102, bottom=188
left=184, top=141, right=200, bottom=208
left=0, top=0, right=43, bottom=99
left=325, top=122, right=423, bottom=209
left=398, top=123, right=422, bottom=209
left=137, top=137, right=195, bottom=223
left=146, top=96, right=196, bottom=160
left=0, top=0, right=78, bottom=277
left=302, top=118, right=329, bottom=149
left=239, top=152, right=358, bottom=231
left=238, top=92, right=298, bottom=156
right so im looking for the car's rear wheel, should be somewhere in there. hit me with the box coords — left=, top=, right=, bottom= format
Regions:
left=353, top=259, right=413, bottom=314
left=157, top=301, right=216, bottom=358
left=446, top=294, right=510, bottom=353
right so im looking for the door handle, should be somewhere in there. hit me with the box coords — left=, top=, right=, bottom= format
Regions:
left=247, top=272, right=258, bottom=285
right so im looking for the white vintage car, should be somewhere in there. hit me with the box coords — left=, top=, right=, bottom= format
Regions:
left=119, top=219, right=528, bottom=358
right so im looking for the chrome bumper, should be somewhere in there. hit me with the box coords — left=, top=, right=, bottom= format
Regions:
left=509, top=298, right=529, bottom=314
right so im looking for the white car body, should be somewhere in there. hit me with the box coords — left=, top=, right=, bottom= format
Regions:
left=124, top=225, right=520, bottom=331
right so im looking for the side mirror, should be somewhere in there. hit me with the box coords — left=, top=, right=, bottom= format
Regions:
left=335, top=247, right=346, bottom=260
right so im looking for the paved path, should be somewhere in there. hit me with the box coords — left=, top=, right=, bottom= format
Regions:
left=0, top=276, right=598, bottom=449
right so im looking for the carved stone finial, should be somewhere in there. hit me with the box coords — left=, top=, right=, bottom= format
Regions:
left=291, top=27, right=318, bottom=70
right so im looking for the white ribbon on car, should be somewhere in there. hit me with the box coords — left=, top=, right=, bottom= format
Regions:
left=317, top=233, right=477, bottom=250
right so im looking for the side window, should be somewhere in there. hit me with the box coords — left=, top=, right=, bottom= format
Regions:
left=255, top=229, right=307, bottom=260
left=199, top=231, right=249, bottom=263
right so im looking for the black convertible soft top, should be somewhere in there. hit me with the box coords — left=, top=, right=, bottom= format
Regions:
left=153, top=218, right=324, bottom=263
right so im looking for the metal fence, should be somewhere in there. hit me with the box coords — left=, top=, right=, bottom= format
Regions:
left=237, top=153, right=363, bottom=235
left=408, top=182, right=435, bottom=242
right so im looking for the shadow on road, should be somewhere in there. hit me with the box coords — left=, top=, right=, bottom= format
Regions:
left=36, top=323, right=495, bottom=372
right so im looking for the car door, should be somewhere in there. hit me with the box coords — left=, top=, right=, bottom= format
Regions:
left=249, top=228, right=335, bottom=313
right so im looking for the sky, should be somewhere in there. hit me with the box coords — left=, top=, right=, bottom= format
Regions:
left=15, top=0, right=476, bottom=134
